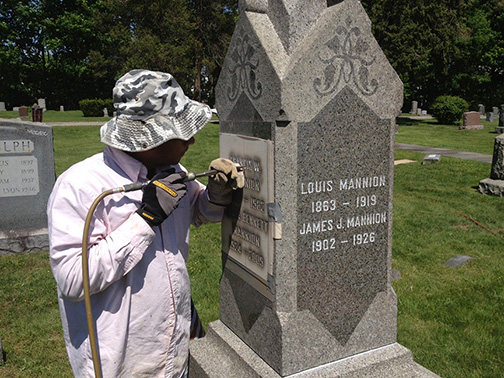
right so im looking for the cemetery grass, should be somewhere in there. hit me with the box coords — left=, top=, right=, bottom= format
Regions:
left=396, top=117, right=498, bottom=155
left=1, top=124, right=504, bottom=377
left=0, top=110, right=111, bottom=123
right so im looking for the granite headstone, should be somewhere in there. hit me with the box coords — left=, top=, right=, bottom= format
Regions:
left=410, top=101, right=418, bottom=115
left=0, top=102, right=5, bottom=111
left=37, top=98, right=46, bottom=111
left=0, top=119, right=55, bottom=254
left=18, top=107, right=28, bottom=118
left=460, top=111, right=483, bottom=130
left=190, top=0, right=439, bottom=377
left=478, top=104, right=485, bottom=116
left=493, top=106, right=499, bottom=118
left=479, top=133, right=504, bottom=196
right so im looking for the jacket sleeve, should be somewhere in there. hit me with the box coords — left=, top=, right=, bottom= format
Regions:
left=186, top=180, right=226, bottom=227
left=47, top=179, right=155, bottom=301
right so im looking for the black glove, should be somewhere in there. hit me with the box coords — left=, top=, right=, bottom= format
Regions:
left=136, top=168, right=187, bottom=226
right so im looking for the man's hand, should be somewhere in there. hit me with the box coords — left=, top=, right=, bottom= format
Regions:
left=207, top=158, right=244, bottom=205
left=136, top=168, right=187, bottom=226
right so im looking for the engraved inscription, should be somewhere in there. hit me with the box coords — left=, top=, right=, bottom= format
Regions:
left=0, top=140, right=34, bottom=154
left=314, top=17, right=378, bottom=97
left=0, top=156, right=40, bottom=197
left=298, top=175, right=388, bottom=250
left=221, top=134, right=273, bottom=286
left=297, top=88, right=392, bottom=346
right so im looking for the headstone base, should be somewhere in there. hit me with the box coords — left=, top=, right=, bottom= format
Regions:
left=189, top=321, right=439, bottom=378
left=0, top=228, right=49, bottom=255
left=495, top=127, right=504, bottom=134
left=478, top=178, right=504, bottom=196
left=459, top=125, right=484, bottom=130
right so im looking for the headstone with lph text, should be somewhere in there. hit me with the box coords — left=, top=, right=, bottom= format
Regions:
left=189, top=0, right=439, bottom=377
left=0, top=119, right=55, bottom=254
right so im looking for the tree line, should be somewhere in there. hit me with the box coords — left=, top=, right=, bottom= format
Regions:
left=0, top=0, right=238, bottom=110
left=1, top=0, right=503, bottom=112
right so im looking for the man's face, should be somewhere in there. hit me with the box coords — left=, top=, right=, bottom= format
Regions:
left=153, top=137, right=195, bottom=166
left=131, top=137, right=195, bottom=170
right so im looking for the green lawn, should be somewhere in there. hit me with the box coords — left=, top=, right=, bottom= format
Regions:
left=0, top=109, right=111, bottom=123
left=396, top=116, right=498, bottom=155
left=1, top=119, right=503, bottom=377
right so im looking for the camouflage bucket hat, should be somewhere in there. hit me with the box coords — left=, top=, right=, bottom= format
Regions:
left=100, top=69, right=212, bottom=152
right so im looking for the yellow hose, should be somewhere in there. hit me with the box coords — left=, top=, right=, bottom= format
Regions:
left=82, top=189, right=114, bottom=378
left=81, top=181, right=144, bottom=378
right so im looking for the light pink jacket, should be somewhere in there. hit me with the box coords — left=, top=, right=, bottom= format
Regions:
left=47, top=146, right=223, bottom=377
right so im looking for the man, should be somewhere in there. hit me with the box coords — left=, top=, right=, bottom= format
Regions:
left=47, top=69, right=243, bottom=377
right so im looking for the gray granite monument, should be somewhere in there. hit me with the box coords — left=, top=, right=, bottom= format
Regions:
left=0, top=102, right=5, bottom=112
left=410, top=100, right=418, bottom=115
left=37, top=98, right=46, bottom=111
left=478, top=104, right=485, bottom=117
left=479, top=133, right=504, bottom=196
left=497, top=105, right=504, bottom=133
left=0, top=119, right=55, bottom=254
left=190, top=1, right=438, bottom=376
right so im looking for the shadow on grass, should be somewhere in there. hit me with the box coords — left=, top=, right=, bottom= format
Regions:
left=396, top=117, right=440, bottom=126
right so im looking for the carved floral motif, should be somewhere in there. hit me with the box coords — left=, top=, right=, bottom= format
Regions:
left=227, top=28, right=263, bottom=101
left=314, top=18, right=378, bottom=97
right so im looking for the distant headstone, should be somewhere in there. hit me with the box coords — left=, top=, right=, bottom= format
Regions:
left=417, top=108, right=422, bottom=115
left=479, top=134, right=504, bottom=196
left=487, top=112, right=495, bottom=122
left=493, top=106, right=499, bottom=117
left=31, top=104, right=43, bottom=122
left=421, top=110, right=427, bottom=115
left=444, top=255, right=473, bottom=268
left=0, top=337, right=4, bottom=364
left=60, top=105, right=64, bottom=112
left=478, top=104, right=485, bottom=116
left=460, top=111, right=484, bottom=130
left=103, top=108, right=109, bottom=117
left=37, top=98, right=46, bottom=111
left=18, top=107, right=28, bottom=118
left=190, top=1, right=438, bottom=377
left=410, top=101, right=418, bottom=114
left=12, top=107, right=19, bottom=111
left=422, top=154, right=441, bottom=165
left=0, top=102, right=5, bottom=111
left=0, top=120, right=56, bottom=254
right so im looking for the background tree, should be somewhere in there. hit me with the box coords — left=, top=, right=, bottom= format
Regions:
left=364, top=0, right=466, bottom=110
left=2, top=0, right=503, bottom=111
left=90, top=0, right=238, bottom=107
left=450, top=0, right=504, bottom=108
left=0, top=0, right=107, bottom=109
left=187, top=0, right=238, bottom=106
left=363, top=0, right=504, bottom=111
